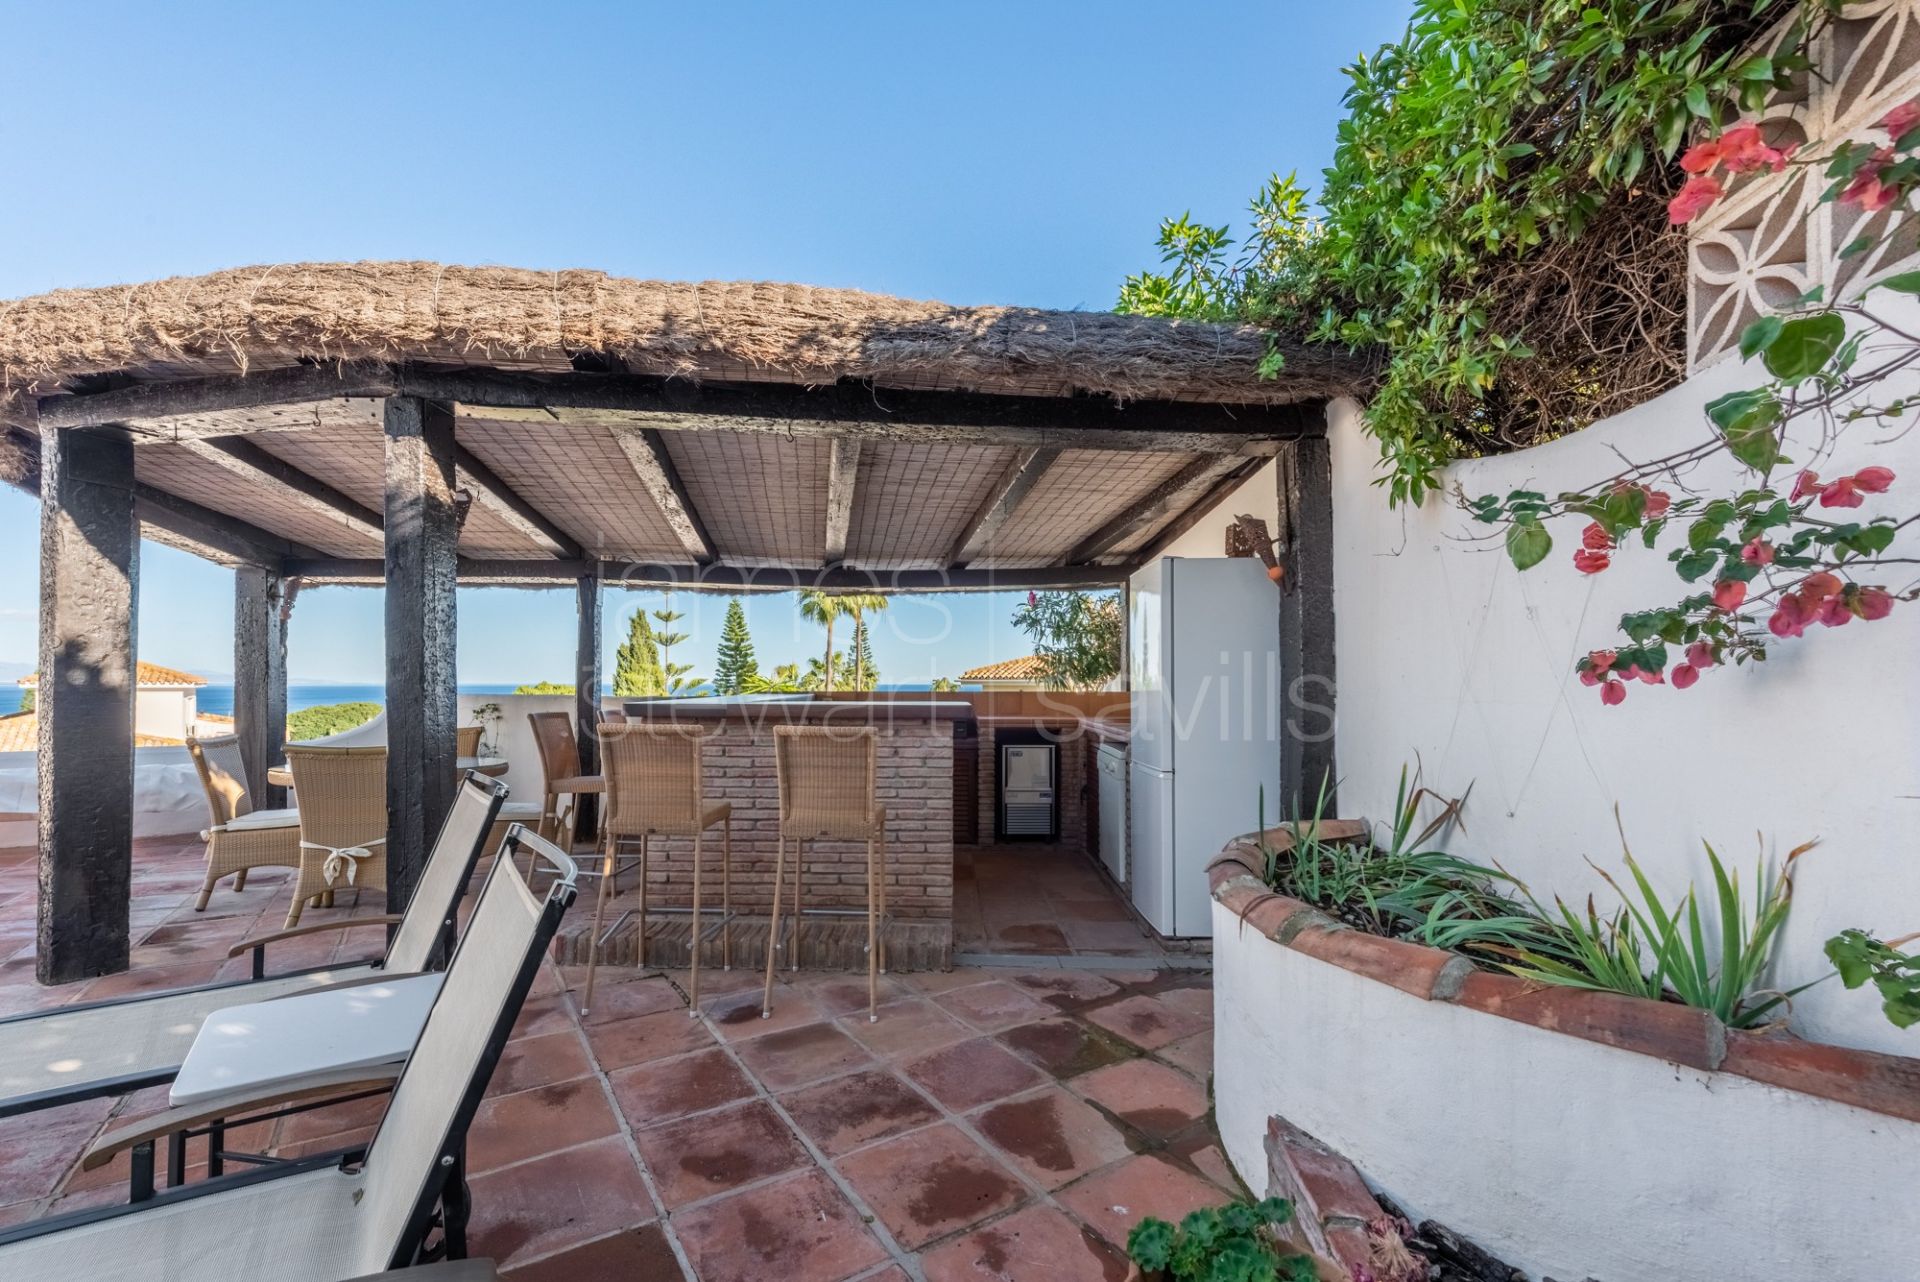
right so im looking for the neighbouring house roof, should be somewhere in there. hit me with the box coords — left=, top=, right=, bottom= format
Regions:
left=0, top=261, right=1370, bottom=412
left=197, top=712, right=235, bottom=725
left=959, top=655, right=1050, bottom=682
left=0, top=711, right=182, bottom=750
left=18, top=661, right=207, bottom=688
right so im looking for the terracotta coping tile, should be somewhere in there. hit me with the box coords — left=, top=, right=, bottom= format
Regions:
left=1448, top=971, right=1724, bottom=1071
left=1720, top=1028, right=1920, bottom=1124
left=1288, top=924, right=1474, bottom=1001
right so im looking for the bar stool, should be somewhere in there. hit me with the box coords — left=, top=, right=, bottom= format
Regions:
left=528, top=711, right=603, bottom=854
left=583, top=723, right=735, bottom=1016
left=761, top=725, right=889, bottom=1023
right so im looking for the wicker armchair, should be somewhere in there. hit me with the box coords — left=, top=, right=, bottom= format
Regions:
left=582, top=724, right=733, bottom=1013
left=456, top=724, right=483, bottom=758
left=186, top=735, right=301, bottom=912
left=528, top=711, right=603, bottom=852
left=762, top=725, right=888, bottom=1022
left=282, top=745, right=389, bottom=929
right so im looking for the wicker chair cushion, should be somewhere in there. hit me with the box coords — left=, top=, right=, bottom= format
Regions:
left=221, top=807, right=300, bottom=832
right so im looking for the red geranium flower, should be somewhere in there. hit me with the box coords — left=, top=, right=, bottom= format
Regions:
left=1712, top=579, right=1747, bottom=611
left=1668, top=175, right=1725, bottom=225
left=1853, top=466, right=1895, bottom=493
left=1573, top=549, right=1611, bottom=574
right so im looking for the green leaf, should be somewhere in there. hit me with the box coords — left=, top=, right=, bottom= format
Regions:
left=1879, top=270, right=1920, bottom=296
left=1506, top=520, right=1552, bottom=571
left=1762, top=313, right=1847, bottom=382
left=1738, top=316, right=1784, bottom=358
left=1675, top=549, right=1719, bottom=582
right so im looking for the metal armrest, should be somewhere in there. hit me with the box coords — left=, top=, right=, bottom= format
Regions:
left=258, top=970, right=430, bottom=1001
left=81, top=1064, right=403, bottom=1171
left=226, top=914, right=406, bottom=959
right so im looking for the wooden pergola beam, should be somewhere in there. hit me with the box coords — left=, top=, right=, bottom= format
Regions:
left=824, top=439, right=860, bottom=565
left=1064, top=455, right=1250, bottom=565
left=1275, top=438, right=1336, bottom=814
left=949, top=447, right=1059, bottom=567
left=35, top=364, right=398, bottom=432
left=234, top=567, right=291, bottom=808
left=449, top=441, right=582, bottom=559
left=610, top=428, right=715, bottom=563
left=180, top=435, right=384, bottom=546
left=36, top=427, right=139, bottom=982
left=283, top=557, right=1131, bottom=591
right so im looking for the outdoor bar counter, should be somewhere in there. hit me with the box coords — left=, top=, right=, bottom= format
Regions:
left=606, top=696, right=972, bottom=970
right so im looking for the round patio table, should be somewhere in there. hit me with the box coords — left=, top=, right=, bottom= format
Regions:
left=267, top=756, right=508, bottom=788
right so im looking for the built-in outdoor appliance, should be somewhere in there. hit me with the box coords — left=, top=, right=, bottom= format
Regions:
left=995, top=729, right=1058, bottom=841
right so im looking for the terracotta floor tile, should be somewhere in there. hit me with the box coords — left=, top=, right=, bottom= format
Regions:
left=467, top=1135, right=655, bottom=1267
left=986, top=923, right=1072, bottom=953
left=733, top=1021, right=876, bottom=1090
left=634, top=1099, right=811, bottom=1209
left=1071, top=1059, right=1210, bottom=1140
left=787, top=971, right=911, bottom=1016
left=779, top=1067, right=941, bottom=1157
left=510, top=991, right=579, bottom=1041
left=586, top=1006, right=717, bottom=1072
left=839, top=998, right=974, bottom=1059
left=921, top=1202, right=1131, bottom=1282
left=578, top=973, right=687, bottom=1024
left=1061, top=920, right=1162, bottom=952
left=1049, top=897, right=1137, bottom=924
left=934, top=981, right=1056, bottom=1033
left=1081, top=994, right=1208, bottom=1051
left=969, top=1086, right=1134, bottom=1189
left=702, top=984, right=826, bottom=1040
left=1006, top=970, right=1123, bottom=1010
left=1057, top=1154, right=1225, bottom=1248
left=835, top=1122, right=1028, bottom=1250
left=1164, top=1130, right=1242, bottom=1195
left=500, top=1223, right=684, bottom=1280
left=996, top=1017, right=1139, bottom=1080
left=470, top=1077, right=621, bottom=1174
left=1156, top=1029, right=1213, bottom=1080
left=672, top=1168, right=890, bottom=1282
left=1154, top=984, right=1214, bottom=1022
left=609, top=1046, right=754, bottom=1128
left=490, top=1029, right=595, bottom=1096
left=903, top=969, right=1004, bottom=996
left=902, top=1037, right=1046, bottom=1112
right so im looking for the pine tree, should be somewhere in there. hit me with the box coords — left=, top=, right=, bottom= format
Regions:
left=613, top=607, right=664, bottom=697
left=852, top=618, right=879, bottom=691
left=651, top=592, right=705, bottom=696
left=713, top=598, right=760, bottom=695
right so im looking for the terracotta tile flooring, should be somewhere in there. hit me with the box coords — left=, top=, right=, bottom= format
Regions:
left=954, top=845, right=1185, bottom=961
left=0, top=835, right=1230, bottom=1280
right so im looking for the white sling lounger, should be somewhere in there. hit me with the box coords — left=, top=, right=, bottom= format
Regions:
left=0, top=827, right=579, bottom=1276
left=0, top=773, right=508, bottom=1118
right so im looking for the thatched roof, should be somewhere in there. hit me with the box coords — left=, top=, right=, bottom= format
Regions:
left=0, top=261, right=1369, bottom=413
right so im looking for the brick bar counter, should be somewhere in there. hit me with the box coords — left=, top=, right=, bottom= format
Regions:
left=572, top=695, right=968, bottom=971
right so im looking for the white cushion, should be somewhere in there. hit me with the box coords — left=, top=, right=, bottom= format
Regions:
left=223, top=806, right=301, bottom=832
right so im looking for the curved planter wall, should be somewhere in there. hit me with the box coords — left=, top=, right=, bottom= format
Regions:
left=1208, top=849, right=1920, bottom=1282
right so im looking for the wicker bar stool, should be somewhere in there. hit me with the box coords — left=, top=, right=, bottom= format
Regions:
left=281, top=745, right=388, bottom=929
left=582, top=723, right=735, bottom=1015
left=528, top=711, right=603, bottom=854
left=761, top=725, right=889, bottom=1023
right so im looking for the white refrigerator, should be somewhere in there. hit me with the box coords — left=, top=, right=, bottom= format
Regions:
left=1128, top=556, right=1282, bottom=937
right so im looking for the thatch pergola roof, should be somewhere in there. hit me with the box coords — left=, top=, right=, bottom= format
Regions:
left=0, top=261, right=1367, bottom=413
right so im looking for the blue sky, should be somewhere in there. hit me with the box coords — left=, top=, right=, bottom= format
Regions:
left=0, top=0, right=1409, bottom=684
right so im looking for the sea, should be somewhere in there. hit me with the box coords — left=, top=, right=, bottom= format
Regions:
left=0, top=682, right=941, bottom=717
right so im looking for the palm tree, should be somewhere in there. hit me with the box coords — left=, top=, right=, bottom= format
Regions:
left=798, top=589, right=847, bottom=692
left=840, top=594, right=889, bottom=691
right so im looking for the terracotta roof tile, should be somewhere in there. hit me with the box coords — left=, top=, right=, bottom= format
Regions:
left=959, top=655, right=1048, bottom=681
left=19, top=661, right=208, bottom=688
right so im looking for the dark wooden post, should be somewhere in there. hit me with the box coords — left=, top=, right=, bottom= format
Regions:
left=233, top=566, right=291, bottom=808
left=383, top=397, right=460, bottom=913
left=37, top=426, right=139, bottom=983
left=573, top=571, right=602, bottom=836
left=1275, top=437, right=1337, bottom=816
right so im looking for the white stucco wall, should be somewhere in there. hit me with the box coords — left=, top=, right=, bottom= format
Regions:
left=1181, top=288, right=1920, bottom=1057
left=1212, top=901, right=1920, bottom=1282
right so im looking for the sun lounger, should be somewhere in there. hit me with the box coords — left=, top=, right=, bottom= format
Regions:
left=0, top=827, right=578, bottom=1276
left=0, top=773, right=507, bottom=1118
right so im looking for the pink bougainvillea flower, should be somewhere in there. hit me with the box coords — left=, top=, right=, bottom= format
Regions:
left=1801, top=571, right=1842, bottom=600
left=1679, top=138, right=1722, bottom=174
left=1578, top=668, right=1602, bottom=687
left=1600, top=679, right=1627, bottom=706
left=1685, top=640, right=1716, bottom=669
left=1819, top=476, right=1863, bottom=508
left=1026, top=591, right=1037, bottom=606
left=1715, top=122, right=1796, bottom=174
left=1573, top=548, right=1612, bottom=574
left=1852, top=465, right=1895, bottom=493
left=1740, top=537, right=1775, bottom=566
left=1643, top=489, right=1672, bottom=518
left=1670, top=663, right=1700, bottom=690
left=1855, top=587, right=1895, bottom=621
left=1769, top=596, right=1809, bottom=638
left=1636, top=665, right=1665, bottom=685
left=1588, top=649, right=1617, bottom=674
left=1815, top=595, right=1853, bottom=628
left=1581, top=521, right=1614, bottom=551
left=1839, top=148, right=1898, bottom=211
left=1881, top=99, right=1920, bottom=139
left=1790, top=470, right=1822, bottom=502
left=1668, top=174, right=1725, bottom=225
left=1712, top=579, right=1747, bottom=611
